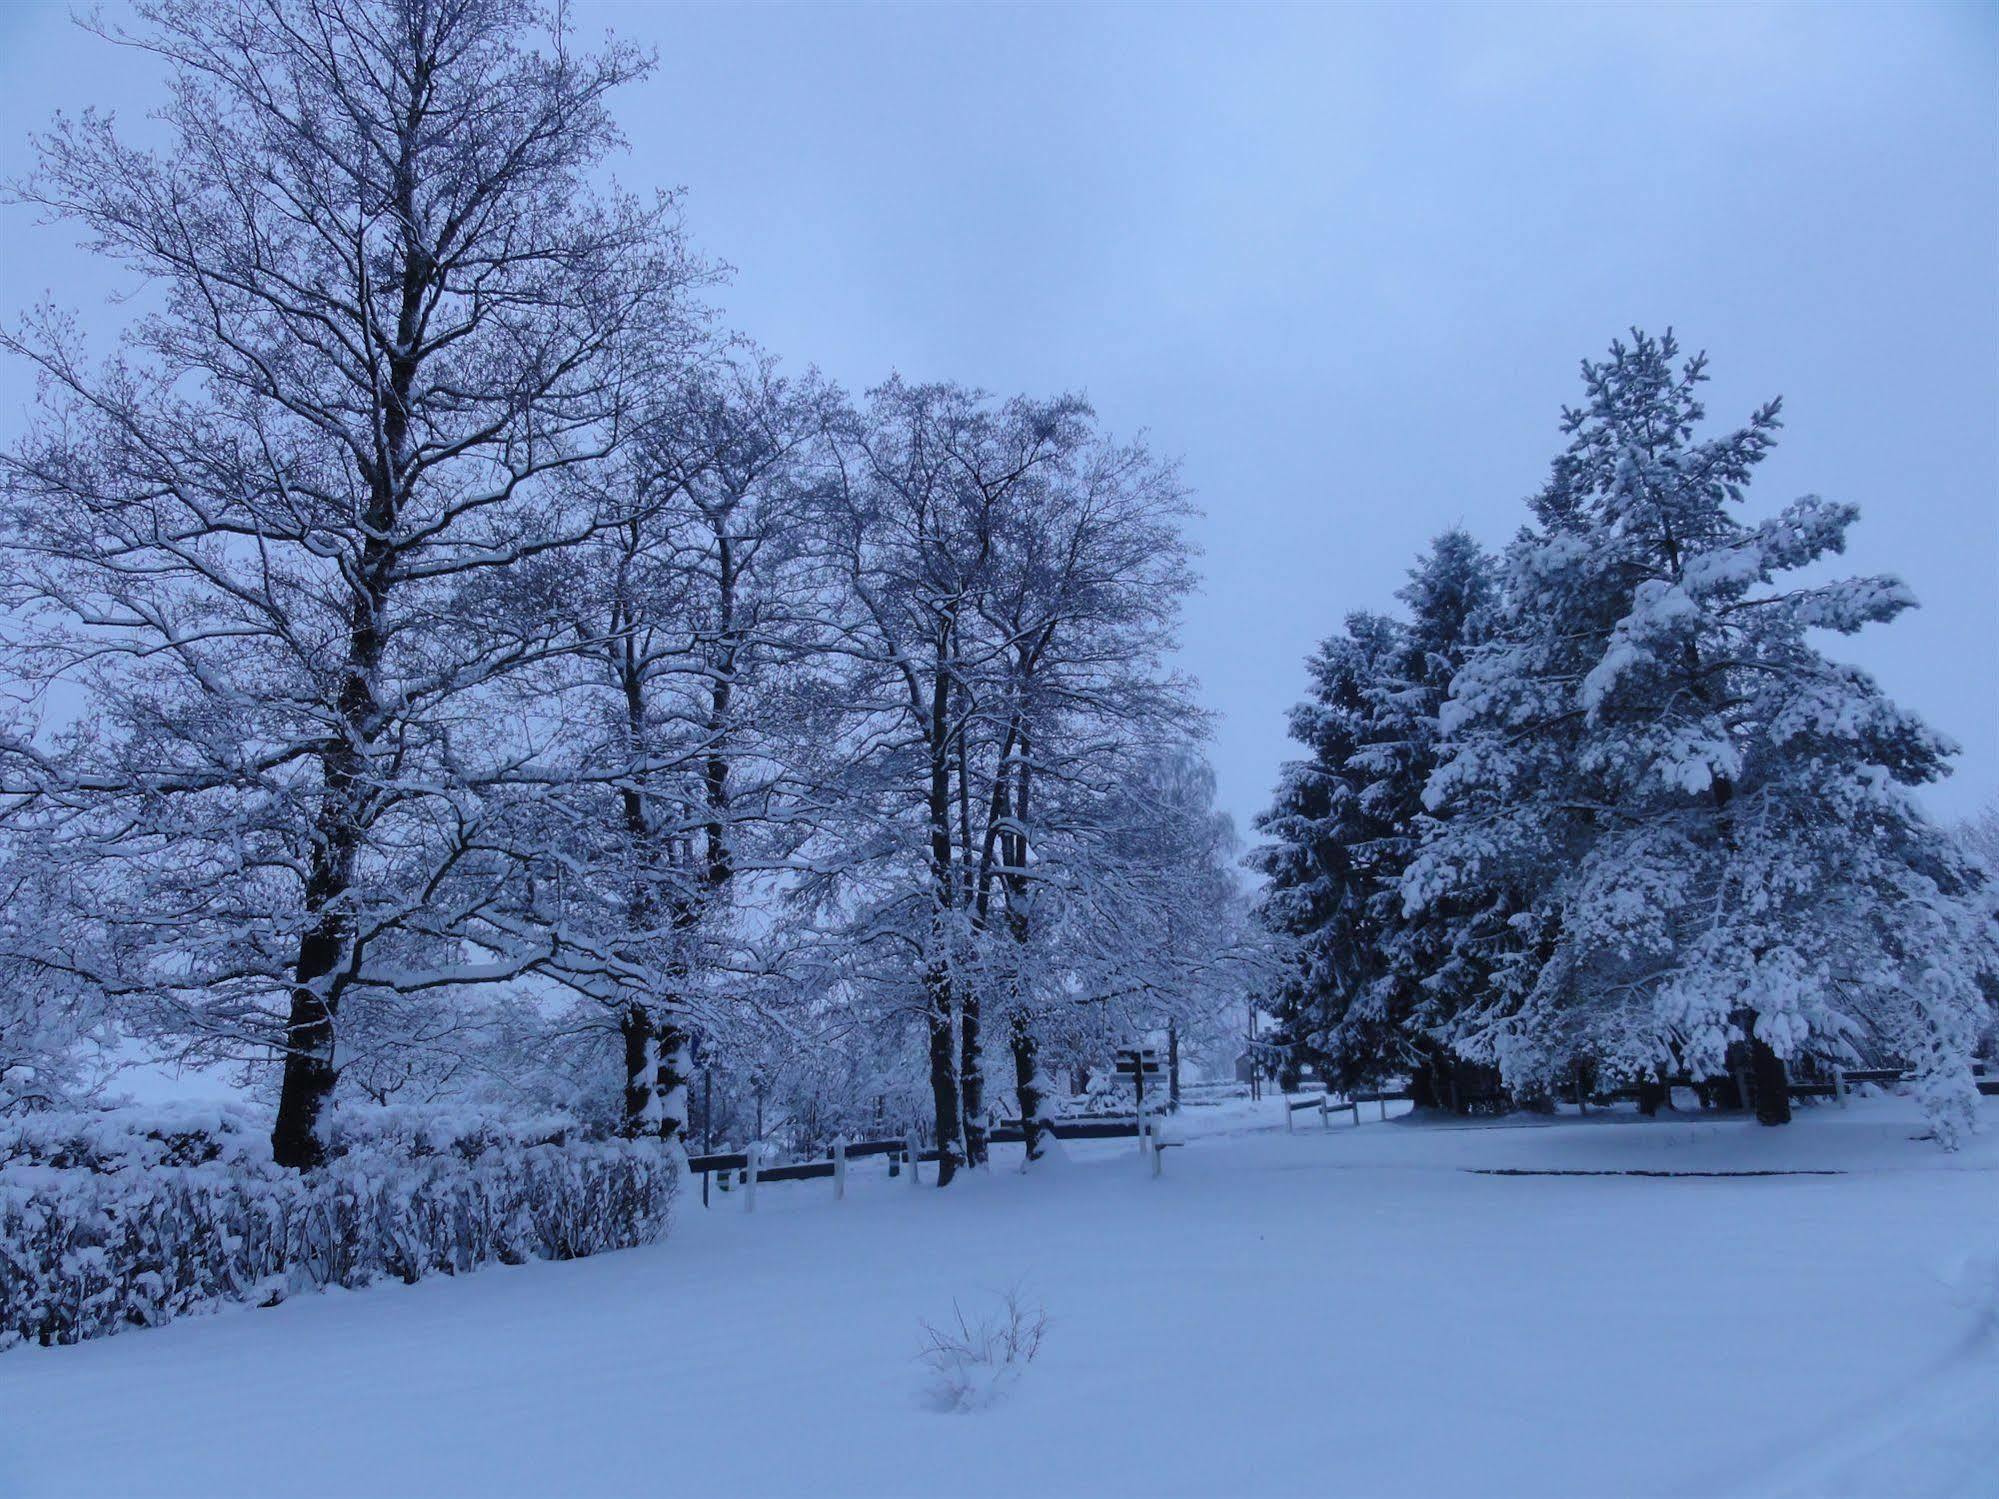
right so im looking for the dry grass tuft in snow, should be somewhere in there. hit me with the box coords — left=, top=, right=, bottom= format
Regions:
left=917, top=1287, right=1049, bottom=1412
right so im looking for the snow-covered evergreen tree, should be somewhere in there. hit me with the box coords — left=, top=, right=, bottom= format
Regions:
left=1348, top=531, right=1500, bottom=1105
left=1248, top=613, right=1401, bottom=1085
left=1249, top=530, right=1496, bottom=1100
left=1408, top=330, right=1996, bottom=1144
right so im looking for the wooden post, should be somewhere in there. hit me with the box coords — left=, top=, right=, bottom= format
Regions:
left=1247, top=1001, right=1260, bottom=1102
left=1284, top=1095, right=1294, bottom=1133
left=906, top=1128, right=921, bottom=1188
left=1379, top=1095, right=1387, bottom=1122
left=1168, top=1020, right=1181, bottom=1111
left=745, top=1141, right=760, bottom=1214
left=833, top=1135, right=848, bottom=1200
left=1833, top=1066, right=1847, bottom=1108
left=701, top=1069, right=713, bottom=1209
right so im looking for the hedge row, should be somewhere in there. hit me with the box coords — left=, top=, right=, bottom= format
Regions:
left=1, top=1107, right=677, bottom=1350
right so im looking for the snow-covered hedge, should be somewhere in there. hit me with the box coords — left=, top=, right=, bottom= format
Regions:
left=0, top=1106, right=676, bottom=1350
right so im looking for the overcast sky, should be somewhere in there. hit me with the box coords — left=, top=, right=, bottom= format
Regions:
left=2, top=1, right=1994, bottom=842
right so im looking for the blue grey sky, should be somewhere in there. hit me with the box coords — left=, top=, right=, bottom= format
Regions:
left=3, top=1, right=1994, bottom=838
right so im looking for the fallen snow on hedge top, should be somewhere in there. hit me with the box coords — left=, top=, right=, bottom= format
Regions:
left=0, top=1101, right=271, bottom=1173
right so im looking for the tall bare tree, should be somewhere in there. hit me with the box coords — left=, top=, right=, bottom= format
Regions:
left=523, top=352, right=833, bottom=1144
left=0, top=0, right=704, bottom=1166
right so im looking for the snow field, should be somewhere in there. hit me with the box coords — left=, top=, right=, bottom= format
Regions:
left=1, top=1095, right=1992, bottom=1498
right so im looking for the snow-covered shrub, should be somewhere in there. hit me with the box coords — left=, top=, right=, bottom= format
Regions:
left=318, top=1103, right=583, bottom=1161
left=917, top=1289, right=1049, bottom=1412
left=0, top=1106, right=676, bottom=1351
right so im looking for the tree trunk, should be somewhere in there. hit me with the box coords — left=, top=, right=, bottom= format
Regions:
left=1012, top=1015, right=1053, bottom=1163
left=655, top=1021, right=691, bottom=1149
left=1406, top=1063, right=1438, bottom=1112
left=272, top=148, right=421, bottom=1168
left=620, top=1003, right=658, bottom=1137
left=1750, top=1031, right=1792, bottom=1126
left=271, top=641, right=376, bottom=1168
left=271, top=911, right=345, bottom=1170
left=926, top=962, right=963, bottom=1186
left=1636, top=1076, right=1669, bottom=1117
left=960, top=993, right=986, bottom=1166
left=272, top=733, right=367, bottom=1168
left=922, top=649, right=965, bottom=1185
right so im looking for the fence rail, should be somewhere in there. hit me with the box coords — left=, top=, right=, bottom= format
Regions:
left=685, top=1114, right=1183, bottom=1207
left=692, top=1063, right=1996, bottom=1208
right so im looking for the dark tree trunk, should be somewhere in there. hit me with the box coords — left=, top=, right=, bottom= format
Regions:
left=960, top=995, right=986, bottom=1166
left=1636, top=1077, right=1669, bottom=1117
left=921, top=650, right=965, bottom=1186
left=1750, top=1032, right=1791, bottom=1126
left=620, top=1003, right=654, bottom=1137
left=1407, top=1065, right=1440, bottom=1112
left=654, top=1020, right=690, bottom=1148
left=272, top=734, right=366, bottom=1169
left=273, top=138, right=432, bottom=1168
left=953, top=694, right=987, bottom=1168
left=926, top=962, right=962, bottom=1186
left=1012, top=1016, right=1049, bottom=1162
left=271, top=915, right=344, bottom=1170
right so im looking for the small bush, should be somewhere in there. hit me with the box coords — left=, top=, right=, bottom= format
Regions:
left=918, top=1287, right=1049, bottom=1412
left=0, top=1105, right=676, bottom=1351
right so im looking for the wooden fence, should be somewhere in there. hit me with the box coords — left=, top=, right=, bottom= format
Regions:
left=690, top=1064, right=1995, bottom=1208
left=686, top=1114, right=1176, bottom=1209
left=1283, top=1088, right=1412, bottom=1130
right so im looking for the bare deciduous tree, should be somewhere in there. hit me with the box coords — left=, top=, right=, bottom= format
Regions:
left=0, top=0, right=706, bottom=1166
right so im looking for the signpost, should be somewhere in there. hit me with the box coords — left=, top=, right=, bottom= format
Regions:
left=1114, top=1046, right=1162, bottom=1162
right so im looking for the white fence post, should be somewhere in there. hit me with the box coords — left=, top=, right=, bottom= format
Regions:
left=832, top=1135, right=848, bottom=1200
left=906, top=1129, right=921, bottom=1188
left=1833, top=1066, right=1847, bottom=1108
left=744, top=1141, right=760, bottom=1214
left=1284, top=1095, right=1294, bottom=1133
left=1319, top=1096, right=1331, bottom=1131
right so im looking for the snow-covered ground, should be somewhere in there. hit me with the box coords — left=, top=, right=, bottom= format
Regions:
left=2, top=1096, right=1993, bottom=1498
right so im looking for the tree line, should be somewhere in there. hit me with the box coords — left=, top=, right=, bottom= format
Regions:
left=0, top=0, right=1256, bottom=1177
left=1252, top=331, right=1997, bottom=1147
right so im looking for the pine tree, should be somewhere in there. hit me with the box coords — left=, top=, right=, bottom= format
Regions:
left=1249, top=531, right=1497, bottom=1103
left=1349, top=531, right=1499, bottom=1107
left=1408, top=330, right=1996, bottom=1144
left=1249, top=612, right=1402, bottom=1087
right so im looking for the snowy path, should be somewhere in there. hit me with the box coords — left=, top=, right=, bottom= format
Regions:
left=1, top=1098, right=1993, bottom=1498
